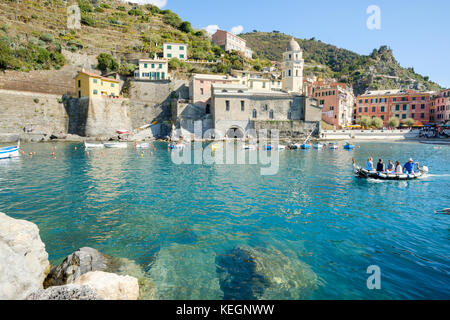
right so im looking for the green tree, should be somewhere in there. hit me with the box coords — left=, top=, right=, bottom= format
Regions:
left=402, top=118, right=415, bottom=127
left=388, top=117, right=400, bottom=128
left=162, top=11, right=182, bottom=28
left=179, top=21, right=193, bottom=33
left=371, top=117, right=384, bottom=129
left=97, top=53, right=119, bottom=72
left=359, top=116, right=372, bottom=128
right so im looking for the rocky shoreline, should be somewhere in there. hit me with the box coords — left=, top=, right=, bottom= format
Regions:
left=0, top=212, right=140, bottom=300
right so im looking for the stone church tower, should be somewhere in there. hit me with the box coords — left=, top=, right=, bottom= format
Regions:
left=282, top=38, right=304, bottom=93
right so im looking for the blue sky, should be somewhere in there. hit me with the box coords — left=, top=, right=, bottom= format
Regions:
left=150, top=0, right=449, bottom=88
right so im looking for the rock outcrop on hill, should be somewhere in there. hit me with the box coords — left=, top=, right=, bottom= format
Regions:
left=0, top=212, right=50, bottom=300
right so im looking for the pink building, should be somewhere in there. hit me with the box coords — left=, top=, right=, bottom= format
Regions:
left=433, top=89, right=450, bottom=124
left=189, top=74, right=239, bottom=112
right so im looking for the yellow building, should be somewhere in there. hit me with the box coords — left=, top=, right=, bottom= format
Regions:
left=74, top=70, right=121, bottom=98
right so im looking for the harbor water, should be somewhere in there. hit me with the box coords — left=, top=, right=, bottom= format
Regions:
left=0, top=141, right=449, bottom=299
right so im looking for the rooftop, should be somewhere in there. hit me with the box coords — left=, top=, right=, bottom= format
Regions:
left=77, top=71, right=120, bottom=83
left=192, top=73, right=238, bottom=81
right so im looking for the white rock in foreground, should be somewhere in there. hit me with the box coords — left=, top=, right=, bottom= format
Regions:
left=74, top=271, right=139, bottom=300
left=0, top=212, right=50, bottom=300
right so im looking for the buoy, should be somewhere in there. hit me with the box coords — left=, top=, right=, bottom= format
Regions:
left=75, top=147, right=77, bottom=150
left=101, top=151, right=105, bottom=157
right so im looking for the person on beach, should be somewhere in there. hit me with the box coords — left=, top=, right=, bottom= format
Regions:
left=376, top=159, right=385, bottom=172
left=404, top=158, right=415, bottom=174
left=386, top=160, right=395, bottom=173
left=366, top=157, right=374, bottom=171
left=395, top=161, right=403, bottom=174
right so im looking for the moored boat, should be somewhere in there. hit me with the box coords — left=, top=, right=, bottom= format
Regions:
left=344, top=143, right=355, bottom=150
left=301, top=144, right=311, bottom=149
left=136, top=143, right=150, bottom=149
left=329, top=143, right=339, bottom=150
left=243, top=144, right=257, bottom=150
left=313, top=143, right=325, bottom=149
left=0, top=144, right=20, bottom=159
left=169, top=143, right=185, bottom=150
left=84, top=142, right=104, bottom=149
left=103, top=142, right=128, bottom=149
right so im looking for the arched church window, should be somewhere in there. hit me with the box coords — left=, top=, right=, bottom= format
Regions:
left=288, top=70, right=291, bottom=77
left=269, top=110, right=274, bottom=119
left=252, top=109, right=257, bottom=118
left=288, top=111, right=292, bottom=119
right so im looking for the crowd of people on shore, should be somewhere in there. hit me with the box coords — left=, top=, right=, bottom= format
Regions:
left=365, top=157, right=421, bottom=174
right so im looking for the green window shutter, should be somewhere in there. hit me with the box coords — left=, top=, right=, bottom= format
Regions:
left=151, top=64, right=155, bottom=68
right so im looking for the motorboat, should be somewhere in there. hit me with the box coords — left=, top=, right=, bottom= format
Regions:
left=354, top=166, right=428, bottom=180
left=136, top=143, right=150, bottom=149
left=243, top=144, right=257, bottom=150
left=329, top=143, right=339, bottom=150
left=344, top=143, right=355, bottom=150
left=300, top=144, right=311, bottom=149
left=84, top=142, right=104, bottom=149
left=169, top=144, right=185, bottom=150
left=313, top=143, right=325, bottom=149
left=0, top=142, right=20, bottom=159
left=103, top=142, right=128, bottom=149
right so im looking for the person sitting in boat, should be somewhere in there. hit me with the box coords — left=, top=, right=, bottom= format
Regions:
left=403, top=158, right=415, bottom=174
left=395, top=161, right=403, bottom=174
left=376, top=159, right=385, bottom=172
left=366, top=157, right=374, bottom=171
left=386, top=160, right=395, bottom=173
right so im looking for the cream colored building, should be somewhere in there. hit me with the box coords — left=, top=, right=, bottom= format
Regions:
left=282, top=38, right=304, bottom=93
left=134, top=59, right=169, bottom=81
left=231, top=70, right=282, bottom=91
left=163, top=43, right=188, bottom=60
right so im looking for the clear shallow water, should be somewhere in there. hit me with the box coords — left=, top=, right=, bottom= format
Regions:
left=0, top=141, right=449, bottom=300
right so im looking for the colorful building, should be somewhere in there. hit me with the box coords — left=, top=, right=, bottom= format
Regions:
left=311, top=81, right=355, bottom=128
left=74, top=70, right=120, bottom=98
left=134, top=59, right=169, bottom=81
left=433, top=89, right=450, bottom=124
left=189, top=74, right=240, bottom=111
left=163, top=43, right=188, bottom=60
left=355, top=89, right=435, bottom=126
left=211, top=30, right=253, bottom=58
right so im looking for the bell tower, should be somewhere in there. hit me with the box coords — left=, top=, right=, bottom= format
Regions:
left=282, top=38, right=304, bottom=93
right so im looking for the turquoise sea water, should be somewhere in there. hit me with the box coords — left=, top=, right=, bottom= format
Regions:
left=0, top=141, right=449, bottom=300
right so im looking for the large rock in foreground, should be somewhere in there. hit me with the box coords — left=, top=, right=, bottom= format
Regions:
left=0, top=212, right=50, bottom=300
left=26, top=284, right=100, bottom=300
left=44, top=247, right=109, bottom=287
left=216, top=245, right=318, bottom=300
left=74, top=271, right=139, bottom=300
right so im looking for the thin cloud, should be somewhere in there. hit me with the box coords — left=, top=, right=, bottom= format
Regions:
left=230, top=25, right=244, bottom=35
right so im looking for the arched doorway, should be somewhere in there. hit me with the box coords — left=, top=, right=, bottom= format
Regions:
left=226, top=126, right=244, bottom=139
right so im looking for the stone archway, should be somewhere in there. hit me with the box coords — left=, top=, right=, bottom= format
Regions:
left=226, top=126, right=245, bottom=139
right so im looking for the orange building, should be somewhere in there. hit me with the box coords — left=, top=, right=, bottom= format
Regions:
left=355, top=89, right=435, bottom=126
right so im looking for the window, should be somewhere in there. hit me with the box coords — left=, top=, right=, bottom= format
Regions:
left=403, top=104, right=407, bottom=111
left=359, top=108, right=362, bottom=113
left=179, top=54, right=184, bottom=59
left=381, top=106, right=385, bottom=112
left=263, top=104, right=268, bottom=111
left=111, top=83, right=115, bottom=87
left=252, top=109, right=257, bottom=118
left=226, top=100, right=230, bottom=111
left=93, top=79, right=97, bottom=84
left=167, top=54, right=172, bottom=58
left=393, top=98, right=397, bottom=102
left=421, top=104, right=425, bottom=109
left=269, top=110, right=274, bottom=119
left=421, top=96, right=425, bottom=101
left=288, top=111, right=292, bottom=119
left=381, top=115, right=384, bottom=120
left=359, top=100, right=363, bottom=104
left=159, top=64, right=162, bottom=69
left=144, top=64, right=148, bottom=68
left=200, top=88, right=204, bottom=95
left=412, top=104, right=415, bottom=110
left=402, top=97, right=406, bottom=101
left=206, top=104, right=210, bottom=114
left=365, top=99, right=369, bottom=103
left=151, top=64, right=155, bottom=69
left=78, top=91, right=81, bottom=98
left=93, top=89, right=98, bottom=95
left=179, top=46, right=184, bottom=50
left=161, top=72, right=165, bottom=80
left=412, top=97, right=416, bottom=101
left=395, top=105, right=400, bottom=111
left=372, top=107, right=376, bottom=112
left=241, top=101, right=245, bottom=111
left=402, top=114, right=406, bottom=119
left=395, top=114, right=399, bottom=118
left=364, top=107, right=368, bottom=113
left=288, top=70, right=291, bottom=77
left=167, top=45, right=172, bottom=49
left=78, top=80, right=81, bottom=88
left=411, top=113, right=415, bottom=118
left=421, top=113, right=425, bottom=119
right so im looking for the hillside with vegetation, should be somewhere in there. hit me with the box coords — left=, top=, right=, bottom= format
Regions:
left=0, top=0, right=269, bottom=76
left=241, top=31, right=442, bottom=95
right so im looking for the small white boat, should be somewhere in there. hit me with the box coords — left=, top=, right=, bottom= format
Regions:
left=136, top=143, right=150, bottom=149
left=277, top=145, right=286, bottom=150
left=329, top=143, right=339, bottom=150
left=0, top=143, right=20, bottom=159
left=169, top=144, right=185, bottom=150
left=103, top=142, right=128, bottom=149
left=313, top=143, right=325, bottom=149
left=84, top=142, right=104, bottom=149
left=243, top=144, right=257, bottom=150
